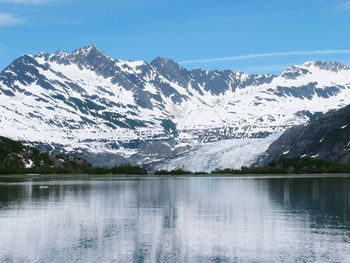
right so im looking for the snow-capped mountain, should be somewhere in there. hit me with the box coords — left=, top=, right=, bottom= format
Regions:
left=0, top=45, right=349, bottom=170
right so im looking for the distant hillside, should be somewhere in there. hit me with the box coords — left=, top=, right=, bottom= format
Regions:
left=0, top=136, right=91, bottom=174
left=255, top=104, right=350, bottom=166
left=0, top=136, right=148, bottom=175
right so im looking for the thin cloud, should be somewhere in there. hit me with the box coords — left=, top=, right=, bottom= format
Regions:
left=180, top=50, right=350, bottom=64
left=0, top=12, right=25, bottom=26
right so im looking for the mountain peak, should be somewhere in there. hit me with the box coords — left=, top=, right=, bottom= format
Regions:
left=302, top=61, right=349, bottom=72
left=74, top=44, right=96, bottom=52
left=2, top=46, right=350, bottom=171
left=49, top=45, right=113, bottom=70
left=151, top=57, right=180, bottom=68
left=281, top=65, right=311, bottom=79
left=150, top=56, right=189, bottom=86
left=72, top=45, right=107, bottom=58
left=47, top=45, right=109, bottom=63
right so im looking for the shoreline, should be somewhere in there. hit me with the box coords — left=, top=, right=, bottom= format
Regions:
left=1, top=173, right=350, bottom=182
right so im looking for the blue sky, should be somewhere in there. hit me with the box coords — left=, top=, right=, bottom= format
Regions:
left=0, top=0, right=350, bottom=73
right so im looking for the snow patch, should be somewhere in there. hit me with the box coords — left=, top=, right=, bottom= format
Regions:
left=24, top=159, right=33, bottom=168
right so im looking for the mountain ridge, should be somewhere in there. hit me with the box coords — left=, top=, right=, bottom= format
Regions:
left=1, top=45, right=350, bottom=170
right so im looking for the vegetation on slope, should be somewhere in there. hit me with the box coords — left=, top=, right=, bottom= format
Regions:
left=153, top=158, right=350, bottom=175
left=2, top=136, right=350, bottom=176
left=0, top=136, right=147, bottom=175
left=84, top=165, right=147, bottom=175
left=213, top=157, right=350, bottom=174
left=154, top=169, right=197, bottom=175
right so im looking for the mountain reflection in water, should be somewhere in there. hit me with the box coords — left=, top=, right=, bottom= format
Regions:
left=0, top=176, right=349, bottom=262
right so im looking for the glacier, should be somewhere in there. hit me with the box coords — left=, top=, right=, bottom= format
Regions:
left=151, top=133, right=282, bottom=173
left=0, top=45, right=349, bottom=171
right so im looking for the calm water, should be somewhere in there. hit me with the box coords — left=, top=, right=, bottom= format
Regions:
left=0, top=176, right=350, bottom=263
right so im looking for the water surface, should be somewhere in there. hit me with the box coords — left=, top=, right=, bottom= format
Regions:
left=0, top=176, right=350, bottom=262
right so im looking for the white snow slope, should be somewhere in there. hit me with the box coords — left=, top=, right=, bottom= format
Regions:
left=153, top=133, right=282, bottom=173
left=0, top=45, right=349, bottom=170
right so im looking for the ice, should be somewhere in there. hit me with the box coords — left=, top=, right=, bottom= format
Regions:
left=1, top=48, right=350, bottom=169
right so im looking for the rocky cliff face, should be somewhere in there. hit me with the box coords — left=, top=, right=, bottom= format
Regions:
left=255, top=105, right=350, bottom=166
left=0, top=45, right=350, bottom=170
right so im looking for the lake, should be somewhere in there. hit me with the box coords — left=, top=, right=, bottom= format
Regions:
left=0, top=176, right=350, bottom=262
